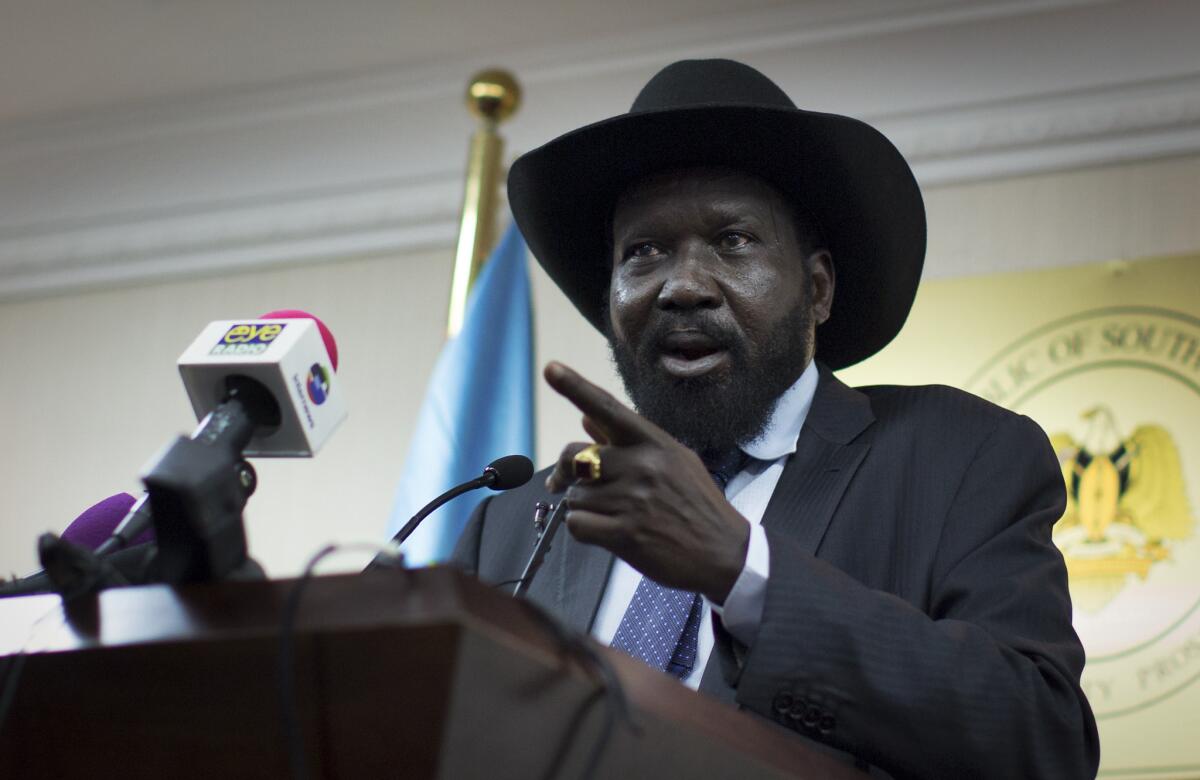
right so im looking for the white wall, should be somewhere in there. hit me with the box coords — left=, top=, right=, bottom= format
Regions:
left=2, top=151, right=1198, bottom=578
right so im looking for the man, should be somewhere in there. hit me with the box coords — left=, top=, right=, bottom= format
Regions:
left=452, top=59, right=1099, bottom=778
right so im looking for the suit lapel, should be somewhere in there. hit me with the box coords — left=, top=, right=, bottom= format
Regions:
left=559, top=534, right=615, bottom=632
left=762, top=365, right=874, bottom=555
left=701, top=366, right=874, bottom=698
left=524, top=507, right=614, bottom=634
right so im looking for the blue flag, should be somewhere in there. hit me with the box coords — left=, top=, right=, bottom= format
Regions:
left=388, top=224, right=535, bottom=564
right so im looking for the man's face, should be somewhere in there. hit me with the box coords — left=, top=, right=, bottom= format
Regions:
left=606, top=167, right=833, bottom=456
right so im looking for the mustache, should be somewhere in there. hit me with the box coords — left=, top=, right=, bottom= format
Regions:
left=634, top=313, right=740, bottom=355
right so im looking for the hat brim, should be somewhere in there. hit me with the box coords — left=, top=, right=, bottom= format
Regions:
left=508, top=104, right=925, bottom=370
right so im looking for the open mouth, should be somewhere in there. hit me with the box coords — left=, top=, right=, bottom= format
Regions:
left=657, top=331, right=730, bottom=377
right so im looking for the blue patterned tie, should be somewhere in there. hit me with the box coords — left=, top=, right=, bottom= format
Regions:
left=609, top=450, right=749, bottom=679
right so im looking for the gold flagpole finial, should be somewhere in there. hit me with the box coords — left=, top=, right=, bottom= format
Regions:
left=465, top=69, right=521, bottom=123
left=446, top=69, right=522, bottom=338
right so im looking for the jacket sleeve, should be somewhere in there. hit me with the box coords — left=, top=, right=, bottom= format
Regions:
left=726, top=413, right=1100, bottom=780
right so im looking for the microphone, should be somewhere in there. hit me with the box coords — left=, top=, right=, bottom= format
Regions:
left=1, top=495, right=155, bottom=599
left=260, top=309, right=339, bottom=371
left=177, top=310, right=347, bottom=457
left=0, top=494, right=140, bottom=598
left=148, top=310, right=345, bottom=583
left=93, top=494, right=155, bottom=556
left=85, top=310, right=340, bottom=564
left=367, top=455, right=533, bottom=569
left=60, top=493, right=149, bottom=551
left=392, top=454, right=533, bottom=545
left=5, top=311, right=338, bottom=593
left=514, top=500, right=569, bottom=598
left=482, top=454, right=537, bottom=491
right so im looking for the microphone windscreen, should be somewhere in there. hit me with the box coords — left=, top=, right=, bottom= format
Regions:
left=486, top=455, right=535, bottom=490
left=259, top=309, right=339, bottom=371
left=60, top=493, right=152, bottom=551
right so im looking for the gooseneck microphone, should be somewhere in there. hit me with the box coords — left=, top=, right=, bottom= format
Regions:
left=367, top=455, right=533, bottom=570
left=391, top=454, right=534, bottom=546
left=481, top=454, right=537, bottom=490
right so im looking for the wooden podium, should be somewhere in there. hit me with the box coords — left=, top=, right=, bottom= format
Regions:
left=0, top=568, right=856, bottom=779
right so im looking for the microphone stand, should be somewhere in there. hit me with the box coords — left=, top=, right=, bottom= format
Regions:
left=3, top=373, right=285, bottom=600
left=142, top=393, right=259, bottom=585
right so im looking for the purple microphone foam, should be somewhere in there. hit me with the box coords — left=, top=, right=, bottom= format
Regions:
left=60, top=493, right=153, bottom=551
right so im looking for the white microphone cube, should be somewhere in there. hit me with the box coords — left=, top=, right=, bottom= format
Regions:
left=177, top=319, right=347, bottom=457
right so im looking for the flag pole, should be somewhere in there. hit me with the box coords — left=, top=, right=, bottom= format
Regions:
left=446, top=69, right=522, bottom=338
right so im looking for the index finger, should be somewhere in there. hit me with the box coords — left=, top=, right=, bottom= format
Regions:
left=543, top=361, right=662, bottom=446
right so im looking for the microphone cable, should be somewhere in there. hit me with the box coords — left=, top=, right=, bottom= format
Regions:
left=514, top=598, right=640, bottom=780
left=277, top=541, right=402, bottom=780
left=0, top=654, right=25, bottom=742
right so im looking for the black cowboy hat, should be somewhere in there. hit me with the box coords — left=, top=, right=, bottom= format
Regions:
left=508, top=58, right=926, bottom=370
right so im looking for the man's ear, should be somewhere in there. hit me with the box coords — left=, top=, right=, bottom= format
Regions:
left=810, top=250, right=835, bottom=326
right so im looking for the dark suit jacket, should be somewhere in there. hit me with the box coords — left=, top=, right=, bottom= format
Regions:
left=451, top=365, right=1100, bottom=779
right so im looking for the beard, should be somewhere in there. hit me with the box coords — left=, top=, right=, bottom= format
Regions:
left=607, top=299, right=814, bottom=459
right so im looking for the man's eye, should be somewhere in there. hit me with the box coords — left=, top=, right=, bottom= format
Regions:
left=625, top=242, right=662, bottom=260
left=718, top=231, right=752, bottom=250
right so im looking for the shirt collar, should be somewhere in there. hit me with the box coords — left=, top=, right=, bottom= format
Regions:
left=741, top=360, right=818, bottom=462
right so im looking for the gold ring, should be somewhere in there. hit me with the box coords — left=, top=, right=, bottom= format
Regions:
left=572, top=444, right=602, bottom=482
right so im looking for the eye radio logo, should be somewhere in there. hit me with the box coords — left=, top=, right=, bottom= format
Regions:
left=211, top=322, right=286, bottom=356
left=306, top=363, right=331, bottom=405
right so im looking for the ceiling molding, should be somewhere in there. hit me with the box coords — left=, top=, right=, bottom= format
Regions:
left=3, top=0, right=1197, bottom=302
left=893, top=71, right=1200, bottom=184
left=0, top=0, right=1106, bottom=159
left=0, top=173, right=463, bottom=301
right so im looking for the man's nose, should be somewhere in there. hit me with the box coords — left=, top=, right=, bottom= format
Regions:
left=656, top=242, right=721, bottom=310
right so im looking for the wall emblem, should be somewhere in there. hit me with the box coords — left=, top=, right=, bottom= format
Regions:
left=1050, top=407, right=1193, bottom=613
left=967, top=307, right=1200, bottom=720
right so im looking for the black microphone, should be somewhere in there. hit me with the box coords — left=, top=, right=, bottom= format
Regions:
left=368, top=455, right=534, bottom=569
left=482, top=454, right=537, bottom=491
left=513, top=500, right=569, bottom=598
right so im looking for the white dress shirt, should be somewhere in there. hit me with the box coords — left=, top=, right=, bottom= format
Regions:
left=590, top=360, right=819, bottom=689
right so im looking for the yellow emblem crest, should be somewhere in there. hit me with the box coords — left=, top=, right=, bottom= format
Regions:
left=1051, top=406, right=1195, bottom=612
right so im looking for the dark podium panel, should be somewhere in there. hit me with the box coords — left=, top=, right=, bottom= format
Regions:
left=0, top=568, right=857, bottom=779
